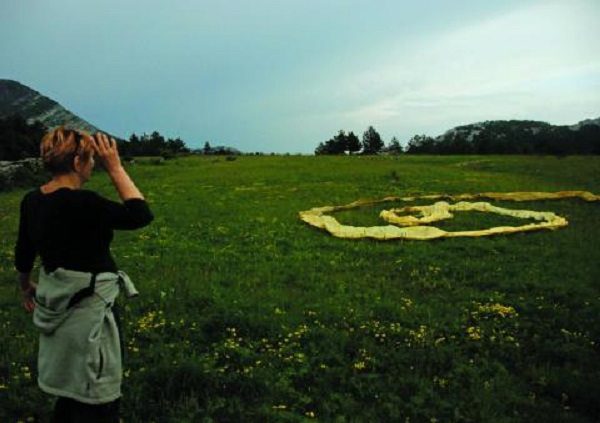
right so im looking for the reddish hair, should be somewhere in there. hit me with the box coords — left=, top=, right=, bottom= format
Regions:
left=40, top=127, right=94, bottom=175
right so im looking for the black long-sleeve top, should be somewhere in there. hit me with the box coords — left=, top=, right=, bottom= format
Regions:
left=14, top=187, right=154, bottom=274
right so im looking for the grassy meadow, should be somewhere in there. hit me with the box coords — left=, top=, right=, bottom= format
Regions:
left=1, top=155, right=599, bottom=422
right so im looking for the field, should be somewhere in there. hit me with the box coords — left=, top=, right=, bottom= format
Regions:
left=1, top=155, right=599, bottom=422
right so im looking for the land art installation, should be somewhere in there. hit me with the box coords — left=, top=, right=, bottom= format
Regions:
left=299, top=191, right=600, bottom=241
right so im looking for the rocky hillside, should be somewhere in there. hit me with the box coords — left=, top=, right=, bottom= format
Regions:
left=436, top=118, right=600, bottom=144
left=569, top=117, right=600, bottom=131
left=0, top=79, right=99, bottom=133
left=0, top=158, right=45, bottom=191
left=405, top=117, right=600, bottom=154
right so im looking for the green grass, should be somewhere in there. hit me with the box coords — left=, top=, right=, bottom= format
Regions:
left=1, top=155, right=599, bottom=422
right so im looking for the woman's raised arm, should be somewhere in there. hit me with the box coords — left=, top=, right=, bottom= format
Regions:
left=93, top=133, right=145, bottom=201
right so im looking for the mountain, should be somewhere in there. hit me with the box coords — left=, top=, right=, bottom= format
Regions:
left=0, top=79, right=100, bottom=133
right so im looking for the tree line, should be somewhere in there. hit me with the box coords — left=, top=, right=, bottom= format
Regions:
left=120, top=132, right=189, bottom=158
left=315, top=126, right=403, bottom=155
left=3, top=115, right=598, bottom=161
left=315, top=121, right=600, bottom=155
left=404, top=121, right=600, bottom=155
left=0, top=115, right=191, bottom=161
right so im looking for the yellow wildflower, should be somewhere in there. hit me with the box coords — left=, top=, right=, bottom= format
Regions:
left=467, top=326, right=481, bottom=340
left=353, top=361, right=366, bottom=370
left=477, top=303, right=517, bottom=318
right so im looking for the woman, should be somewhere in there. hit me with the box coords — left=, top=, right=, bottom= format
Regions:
left=14, top=127, right=154, bottom=422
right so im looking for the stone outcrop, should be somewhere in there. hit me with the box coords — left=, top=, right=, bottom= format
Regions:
left=0, top=158, right=45, bottom=191
left=0, top=79, right=99, bottom=133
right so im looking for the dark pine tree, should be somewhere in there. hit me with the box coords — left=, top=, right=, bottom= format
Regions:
left=347, top=131, right=361, bottom=155
left=362, top=126, right=384, bottom=154
left=386, top=136, right=403, bottom=154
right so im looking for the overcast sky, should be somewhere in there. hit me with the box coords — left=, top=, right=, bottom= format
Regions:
left=1, top=0, right=599, bottom=152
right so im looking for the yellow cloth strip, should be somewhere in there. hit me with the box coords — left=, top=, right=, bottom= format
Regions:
left=299, top=191, right=599, bottom=240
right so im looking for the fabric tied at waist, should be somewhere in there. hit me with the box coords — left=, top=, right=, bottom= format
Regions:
left=32, top=267, right=138, bottom=404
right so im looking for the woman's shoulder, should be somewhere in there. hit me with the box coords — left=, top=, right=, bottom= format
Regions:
left=78, top=189, right=121, bottom=206
left=25, top=187, right=105, bottom=202
left=21, top=187, right=42, bottom=204
left=77, top=189, right=109, bottom=203
left=79, top=188, right=101, bottom=197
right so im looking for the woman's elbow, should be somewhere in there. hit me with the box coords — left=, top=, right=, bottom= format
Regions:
left=142, top=211, right=154, bottom=227
left=135, top=211, right=154, bottom=229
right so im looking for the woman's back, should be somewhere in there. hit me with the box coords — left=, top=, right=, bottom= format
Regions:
left=15, top=186, right=153, bottom=274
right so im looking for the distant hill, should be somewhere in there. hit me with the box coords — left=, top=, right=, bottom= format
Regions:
left=437, top=118, right=600, bottom=143
left=406, top=118, right=600, bottom=155
left=0, top=79, right=100, bottom=133
left=569, top=117, right=600, bottom=131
